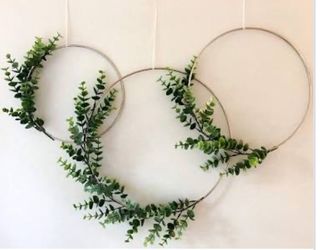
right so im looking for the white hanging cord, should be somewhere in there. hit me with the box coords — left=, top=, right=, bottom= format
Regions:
left=151, top=0, right=158, bottom=69
left=65, top=0, right=70, bottom=47
left=242, top=0, right=246, bottom=29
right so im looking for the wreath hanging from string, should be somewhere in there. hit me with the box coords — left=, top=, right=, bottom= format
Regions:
left=1, top=32, right=310, bottom=246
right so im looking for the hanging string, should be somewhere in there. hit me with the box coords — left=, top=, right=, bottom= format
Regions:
left=242, top=0, right=246, bottom=29
left=151, top=0, right=158, bottom=69
left=65, top=0, right=70, bottom=47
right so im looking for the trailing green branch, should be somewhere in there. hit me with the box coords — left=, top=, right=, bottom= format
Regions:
left=2, top=34, right=61, bottom=140
left=59, top=71, right=199, bottom=246
left=158, top=57, right=272, bottom=175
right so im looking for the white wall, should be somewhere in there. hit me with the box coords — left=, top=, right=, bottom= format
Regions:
left=0, top=0, right=313, bottom=248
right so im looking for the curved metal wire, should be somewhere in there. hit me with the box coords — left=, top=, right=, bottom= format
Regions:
left=188, top=26, right=312, bottom=150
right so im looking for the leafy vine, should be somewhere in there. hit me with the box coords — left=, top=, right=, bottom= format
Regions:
left=2, top=34, right=61, bottom=140
left=57, top=69, right=202, bottom=246
left=158, top=57, right=276, bottom=176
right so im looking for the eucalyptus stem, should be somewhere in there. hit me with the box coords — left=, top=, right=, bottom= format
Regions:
left=158, top=57, right=272, bottom=174
left=2, top=34, right=61, bottom=139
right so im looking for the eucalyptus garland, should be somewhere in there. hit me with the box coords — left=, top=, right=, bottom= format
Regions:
left=158, top=59, right=276, bottom=176
left=2, top=35, right=274, bottom=246
left=2, top=34, right=61, bottom=140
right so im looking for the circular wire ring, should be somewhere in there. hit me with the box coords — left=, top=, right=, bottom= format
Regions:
left=39, top=44, right=125, bottom=143
left=105, top=67, right=232, bottom=202
left=189, top=27, right=312, bottom=150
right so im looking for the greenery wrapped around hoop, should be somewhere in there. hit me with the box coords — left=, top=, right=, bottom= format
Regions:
left=2, top=35, right=272, bottom=246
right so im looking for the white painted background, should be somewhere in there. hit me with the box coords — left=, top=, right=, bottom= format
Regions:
left=0, top=0, right=313, bottom=248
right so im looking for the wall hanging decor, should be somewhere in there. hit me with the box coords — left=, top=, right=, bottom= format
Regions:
left=1, top=0, right=311, bottom=247
left=1, top=32, right=310, bottom=245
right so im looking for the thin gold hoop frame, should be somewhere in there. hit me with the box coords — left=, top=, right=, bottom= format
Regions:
left=39, top=44, right=125, bottom=143
left=104, top=67, right=232, bottom=202
left=189, top=27, right=312, bottom=150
